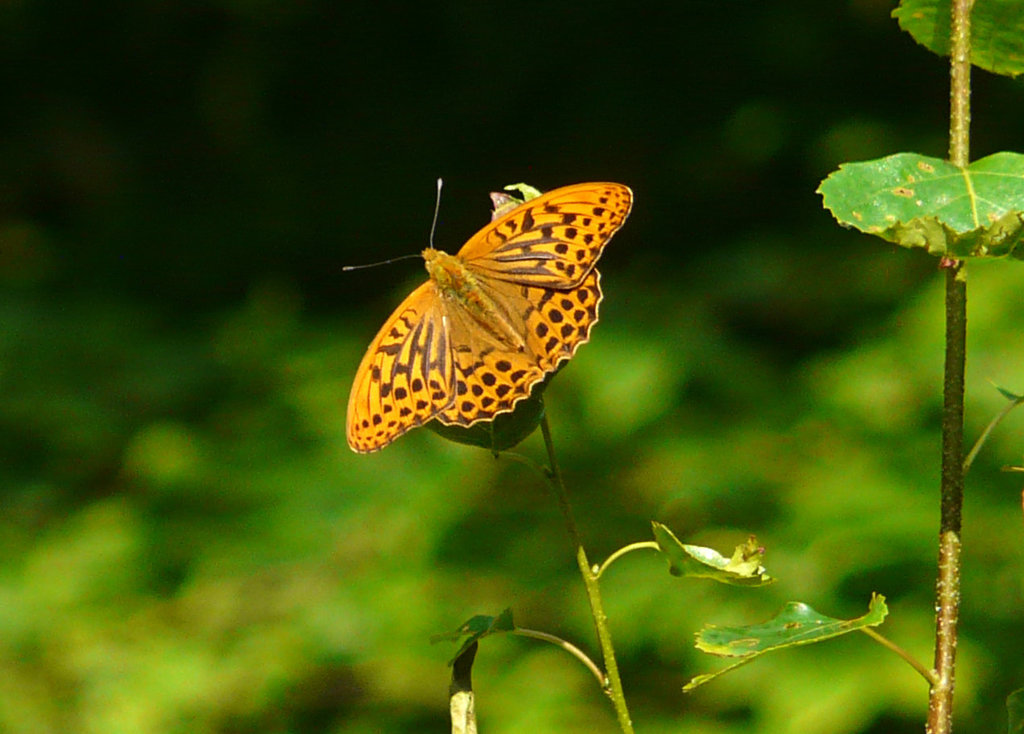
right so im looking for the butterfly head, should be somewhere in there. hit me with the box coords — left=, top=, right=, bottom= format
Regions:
left=423, top=247, right=460, bottom=288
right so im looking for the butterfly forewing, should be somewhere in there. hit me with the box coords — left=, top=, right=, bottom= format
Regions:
left=346, top=282, right=455, bottom=452
left=458, top=182, right=632, bottom=288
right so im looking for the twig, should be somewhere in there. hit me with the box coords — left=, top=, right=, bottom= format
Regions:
left=514, top=627, right=607, bottom=687
left=596, top=542, right=661, bottom=579
left=962, top=393, right=1024, bottom=474
left=928, top=2, right=974, bottom=731
left=859, top=627, right=937, bottom=686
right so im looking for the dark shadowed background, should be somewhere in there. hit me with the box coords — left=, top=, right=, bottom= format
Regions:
left=3, top=2, right=1024, bottom=733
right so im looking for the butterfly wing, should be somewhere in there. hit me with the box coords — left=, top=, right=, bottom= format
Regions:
left=435, top=269, right=602, bottom=427
left=348, top=181, right=630, bottom=449
left=346, top=281, right=455, bottom=452
left=456, top=182, right=632, bottom=288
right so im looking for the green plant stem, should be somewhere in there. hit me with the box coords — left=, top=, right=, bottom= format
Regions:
left=928, top=2, right=973, bottom=730
left=596, top=542, right=661, bottom=579
left=948, top=0, right=973, bottom=169
left=962, top=393, right=1024, bottom=474
left=930, top=265, right=966, bottom=734
left=514, top=627, right=606, bottom=686
left=539, top=415, right=634, bottom=734
left=860, top=628, right=937, bottom=686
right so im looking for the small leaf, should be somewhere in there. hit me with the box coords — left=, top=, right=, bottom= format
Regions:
left=504, top=182, right=544, bottom=202
left=684, top=594, right=888, bottom=691
left=432, top=609, right=516, bottom=665
left=818, top=152, right=1024, bottom=259
left=725, top=535, right=768, bottom=576
left=489, top=182, right=544, bottom=219
left=893, top=0, right=1024, bottom=79
left=1008, top=686, right=1024, bottom=733
left=992, top=382, right=1024, bottom=402
left=652, top=522, right=774, bottom=587
left=696, top=595, right=888, bottom=655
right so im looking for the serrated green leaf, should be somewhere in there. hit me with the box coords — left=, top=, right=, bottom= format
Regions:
left=684, top=594, right=888, bottom=691
left=697, top=595, right=888, bottom=655
left=893, top=0, right=1024, bottom=78
left=1008, top=687, right=1024, bottom=733
left=652, top=522, right=774, bottom=587
left=817, top=152, right=1024, bottom=259
left=432, top=609, right=516, bottom=665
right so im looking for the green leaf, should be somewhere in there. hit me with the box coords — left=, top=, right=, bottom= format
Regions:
left=817, top=152, right=1024, bottom=259
left=893, top=0, right=1024, bottom=78
left=489, top=182, right=544, bottom=219
left=684, top=594, right=889, bottom=691
left=503, top=182, right=543, bottom=202
left=1008, top=687, right=1024, bottom=734
left=432, top=609, right=516, bottom=665
left=652, top=522, right=774, bottom=587
left=993, top=382, right=1024, bottom=402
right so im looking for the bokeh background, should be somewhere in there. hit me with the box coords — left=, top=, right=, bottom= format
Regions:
left=3, top=1, right=1024, bottom=733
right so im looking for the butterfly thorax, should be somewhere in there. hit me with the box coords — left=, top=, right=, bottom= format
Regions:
left=422, top=247, right=526, bottom=350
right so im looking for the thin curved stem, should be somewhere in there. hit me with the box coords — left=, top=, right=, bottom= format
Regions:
left=859, top=627, right=937, bottom=686
left=962, top=393, right=1024, bottom=474
left=596, top=542, right=661, bottom=579
left=539, top=414, right=634, bottom=734
left=514, top=627, right=606, bottom=687
left=499, top=450, right=550, bottom=479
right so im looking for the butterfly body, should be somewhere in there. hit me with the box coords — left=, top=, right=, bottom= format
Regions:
left=347, top=182, right=632, bottom=453
left=424, top=247, right=529, bottom=352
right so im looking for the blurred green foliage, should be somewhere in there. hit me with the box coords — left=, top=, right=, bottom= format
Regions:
left=2, top=1, right=1024, bottom=733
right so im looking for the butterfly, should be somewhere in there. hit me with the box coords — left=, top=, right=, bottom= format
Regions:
left=347, top=182, right=633, bottom=453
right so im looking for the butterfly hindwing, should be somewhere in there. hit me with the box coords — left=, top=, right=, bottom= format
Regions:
left=435, top=344, right=545, bottom=427
left=457, top=182, right=632, bottom=288
left=521, top=269, right=602, bottom=368
left=346, top=281, right=455, bottom=453
left=434, top=270, right=602, bottom=427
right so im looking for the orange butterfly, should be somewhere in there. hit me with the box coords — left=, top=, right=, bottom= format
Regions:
left=347, top=182, right=632, bottom=453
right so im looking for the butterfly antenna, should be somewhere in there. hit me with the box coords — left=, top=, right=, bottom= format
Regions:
left=342, top=179, right=445, bottom=272
left=429, top=177, right=443, bottom=248
left=341, top=252, right=421, bottom=272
